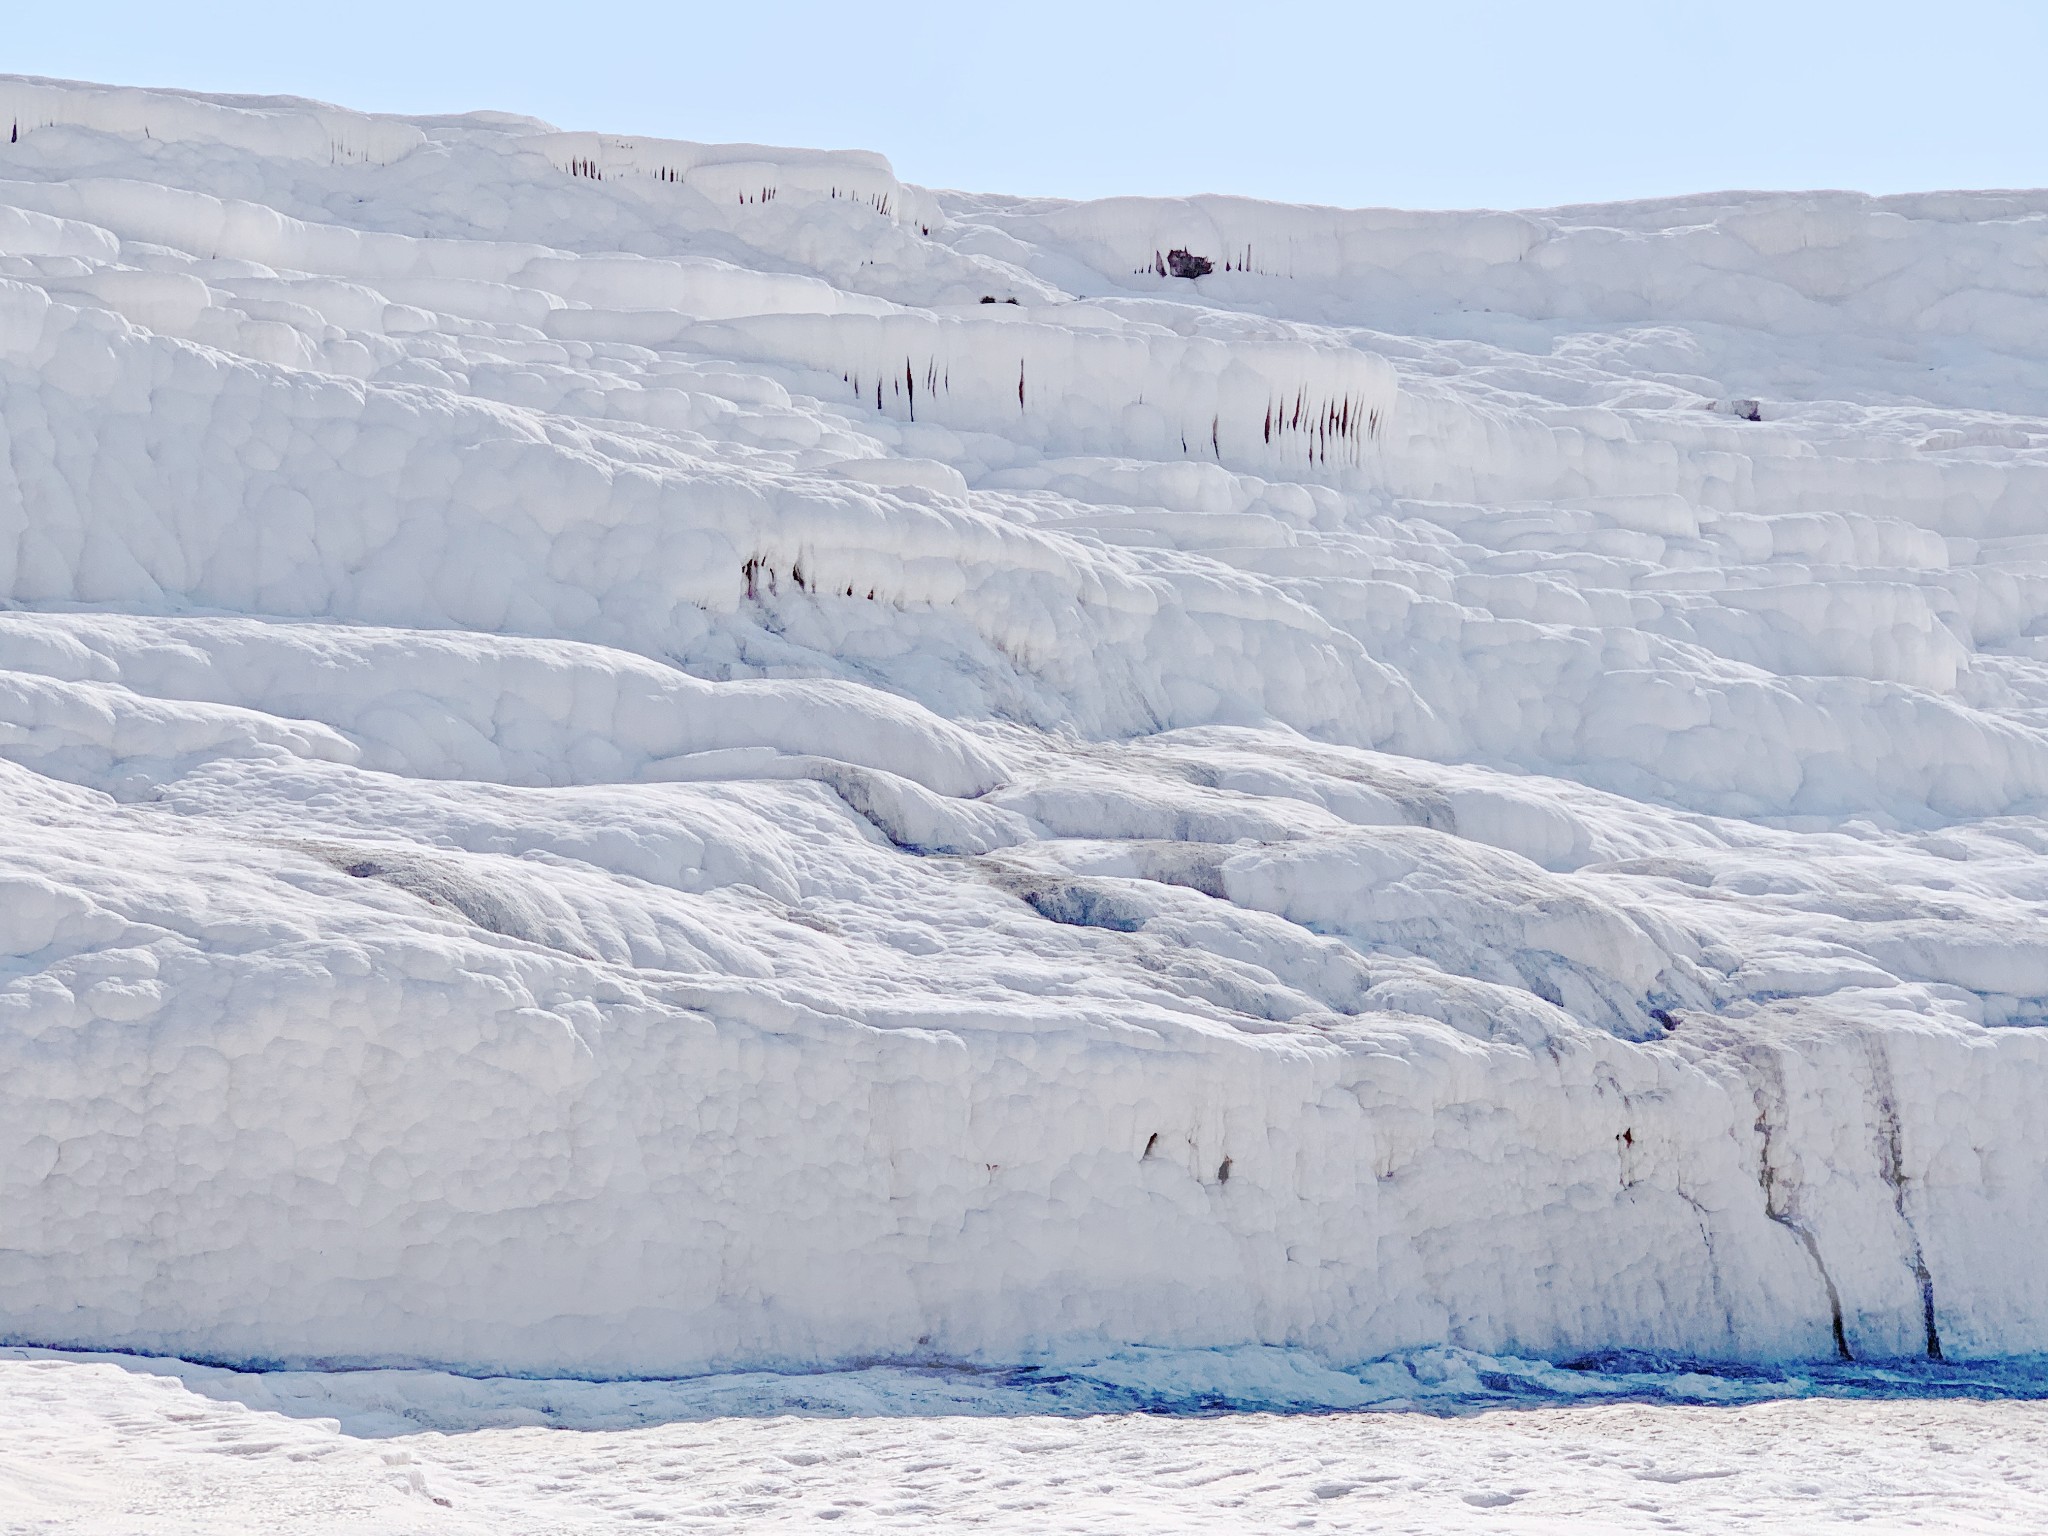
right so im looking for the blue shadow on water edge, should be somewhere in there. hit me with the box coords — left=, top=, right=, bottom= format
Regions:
left=9, top=1341, right=2048, bottom=1436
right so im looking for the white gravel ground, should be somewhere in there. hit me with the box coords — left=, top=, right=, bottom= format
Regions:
left=4, top=1353, right=2045, bottom=1533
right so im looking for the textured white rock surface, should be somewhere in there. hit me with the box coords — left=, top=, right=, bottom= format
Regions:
left=3, top=74, right=2048, bottom=1377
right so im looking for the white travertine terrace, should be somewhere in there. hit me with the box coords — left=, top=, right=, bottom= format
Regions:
left=2, top=74, right=2047, bottom=1378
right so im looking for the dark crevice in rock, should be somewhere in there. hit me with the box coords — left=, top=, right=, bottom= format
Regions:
left=1746, top=1046, right=1854, bottom=1361
left=1010, top=878, right=1149, bottom=933
left=1866, top=1038, right=1945, bottom=1361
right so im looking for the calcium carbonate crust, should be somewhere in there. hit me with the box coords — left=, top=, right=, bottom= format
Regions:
left=2, top=74, right=2046, bottom=1376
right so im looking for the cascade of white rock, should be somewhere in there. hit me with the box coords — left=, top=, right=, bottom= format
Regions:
left=2, top=73, right=2046, bottom=1375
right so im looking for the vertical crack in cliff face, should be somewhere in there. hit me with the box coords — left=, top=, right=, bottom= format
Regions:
left=1673, top=1186, right=1740, bottom=1352
left=1745, top=1046, right=1853, bottom=1361
left=1866, top=1037, right=1945, bottom=1361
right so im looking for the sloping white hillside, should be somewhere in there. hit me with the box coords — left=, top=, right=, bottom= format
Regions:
left=3, top=75, right=2047, bottom=1377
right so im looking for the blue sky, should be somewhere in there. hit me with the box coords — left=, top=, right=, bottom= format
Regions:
left=8, top=1, right=2045, bottom=208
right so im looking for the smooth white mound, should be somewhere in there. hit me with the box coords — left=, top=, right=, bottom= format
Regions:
left=3, top=74, right=2048, bottom=1377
